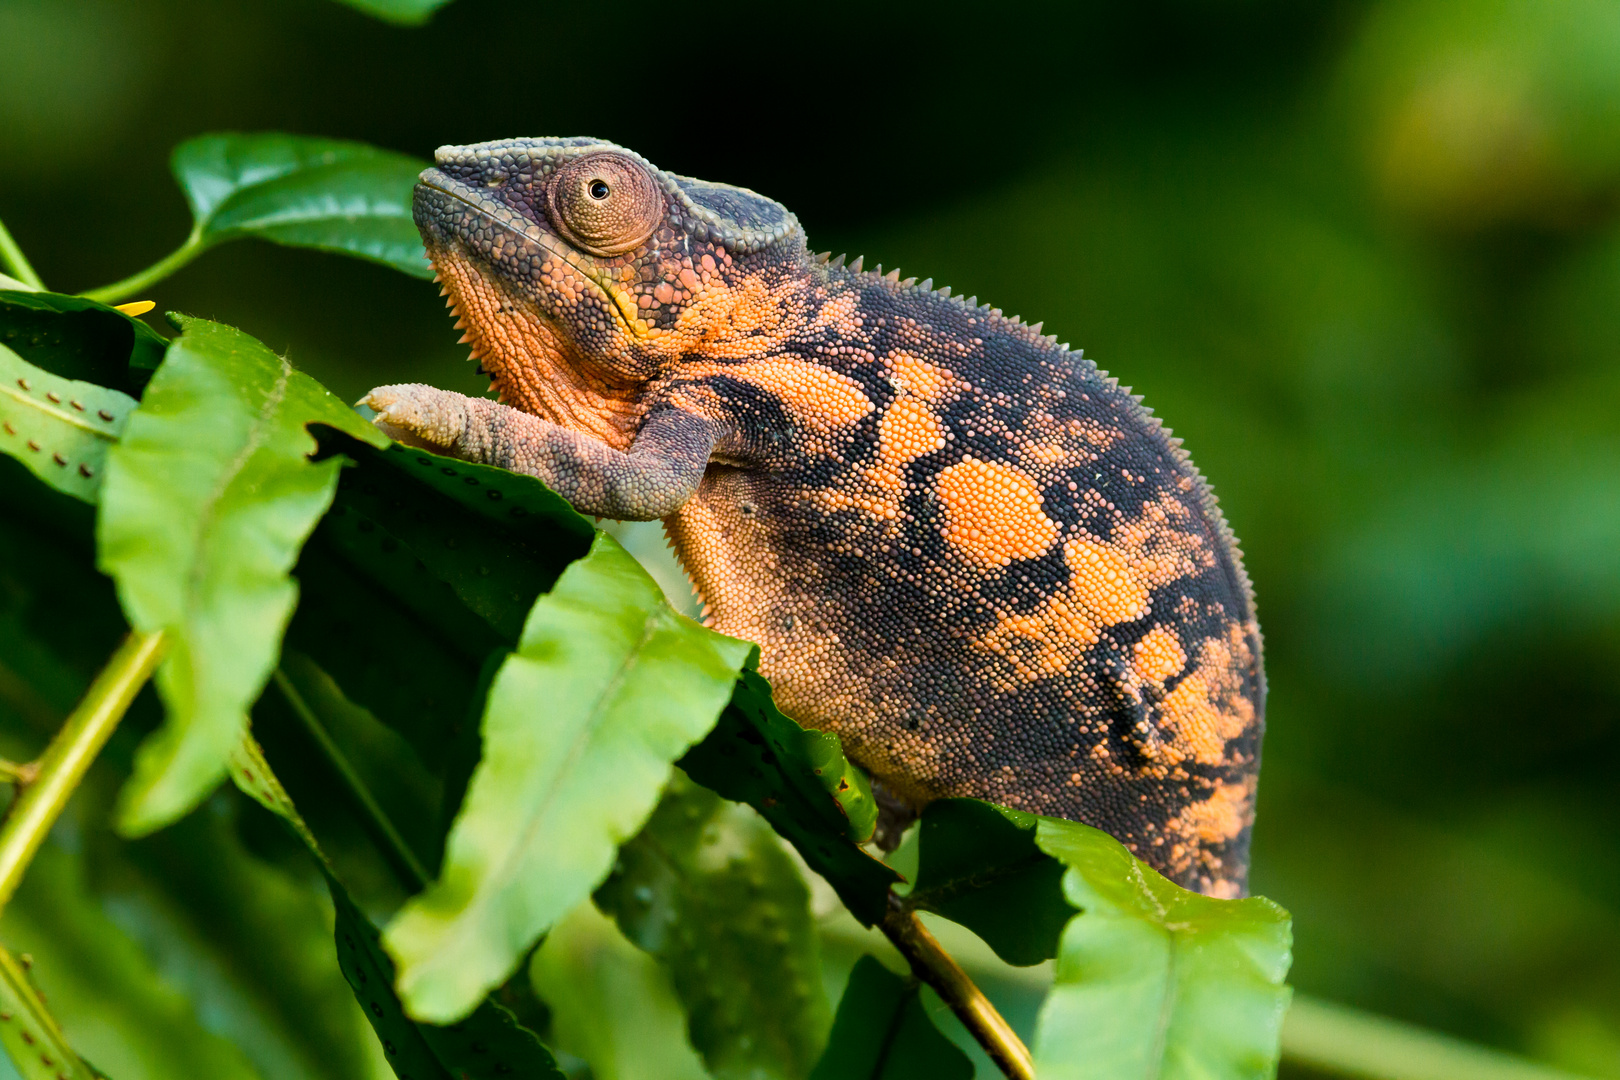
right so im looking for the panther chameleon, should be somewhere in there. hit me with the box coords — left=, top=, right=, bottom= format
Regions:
left=362, top=137, right=1265, bottom=897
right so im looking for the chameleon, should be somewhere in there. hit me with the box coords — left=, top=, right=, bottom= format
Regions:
left=363, top=137, right=1265, bottom=897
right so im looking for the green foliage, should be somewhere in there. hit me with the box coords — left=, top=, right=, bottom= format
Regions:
left=96, top=316, right=387, bottom=836
left=323, top=440, right=592, bottom=642
left=678, top=665, right=898, bottom=926
left=809, top=956, right=973, bottom=1080
left=530, top=901, right=712, bottom=1080
left=0, top=341, right=133, bottom=502
left=906, top=800, right=1073, bottom=968
left=0, top=290, right=166, bottom=384
left=596, top=772, right=830, bottom=1080
left=6, top=0, right=1620, bottom=1067
left=384, top=534, right=753, bottom=1022
left=230, top=735, right=566, bottom=1080
left=170, top=134, right=430, bottom=278
left=1031, top=818, right=1294, bottom=1080
left=272, top=653, right=444, bottom=885
left=0, top=944, right=99, bottom=1080
left=328, top=0, right=458, bottom=27
left=331, top=884, right=565, bottom=1080
left=92, top=803, right=381, bottom=1080
left=0, top=759, right=384, bottom=1080
left=0, top=119, right=1326, bottom=1080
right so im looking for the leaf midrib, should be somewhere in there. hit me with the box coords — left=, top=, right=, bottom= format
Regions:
left=0, top=379, right=122, bottom=439
left=1135, top=862, right=1180, bottom=1080
left=184, top=353, right=290, bottom=616
left=438, top=602, right=671, bottom=953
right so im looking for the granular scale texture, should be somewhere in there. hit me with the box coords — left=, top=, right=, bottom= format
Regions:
left=365, top=137, right=1265, bottom=896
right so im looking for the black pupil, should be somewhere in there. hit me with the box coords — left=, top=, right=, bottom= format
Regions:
left=588, top=179, right=610, bottom=200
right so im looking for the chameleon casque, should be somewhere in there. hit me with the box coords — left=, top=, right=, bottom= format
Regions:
left=364, top=137, right=1265, bottom=897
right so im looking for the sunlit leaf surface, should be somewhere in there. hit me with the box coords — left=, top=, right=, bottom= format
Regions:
left=97, top=316, right=387, bottom=834
left=0, top=343, right=134, bottom=503
left=1032, top=818, right=1293, bottom=1080
left=384, top=534, right=752, bottom=1022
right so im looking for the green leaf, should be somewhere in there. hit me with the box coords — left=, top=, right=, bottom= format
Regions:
left=230, top=736, right=567, bottom=1080
left=808, top=956, right=973, bottom=1080
left=0, top=449, right=144, bottom=754
left=1031, top=818, right=1293, bottom=1080
left=275, top=651, right=446, bottom=884
left=286, top=540, right=490, bottom=774
left=92, top=796, right=388, bottom=1080
left=678, top=665, right=899, bottom=926
left=384, top=533, right=753, bottom=1023
left=0, top=947, right=99, bottom=1080
left=596, top=772, right=830, bottom=1080
left=0, top=343, right=135, bottom=503
left=96, top=315, right=389, bottom=835
left=0, top=823, right=266, bottom=1080
left=283, top=435, right=592, bottom=775
left=907, top=799, right=1074, bottom=966
left=331, top=883, right=565, bottom=1080
left=322, top=439, right=591, bottom=643
left=327, top=0, right=457, bottom=27
left=172, top=134, right=432, bottom=278
left=530, top=901, right=712, bottom=1080
left=0, top=289, right=167, bottom=386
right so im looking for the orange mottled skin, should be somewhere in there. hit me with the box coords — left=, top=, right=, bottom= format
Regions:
left=365, top=137, right=1265, bottom=896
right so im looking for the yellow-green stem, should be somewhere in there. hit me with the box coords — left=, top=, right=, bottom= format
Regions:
left=80, top=231, right=205, bottom=305
left=881, top=894, right=1035, bottom=1080
left=0, top=630, right=165, bottom=917
left=0, top=216, right=44, bottom=292
left=0, top=760, right=36, bottom=786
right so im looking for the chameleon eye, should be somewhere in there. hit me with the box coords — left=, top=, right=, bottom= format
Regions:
left=548, top=153, right=662, bottom=256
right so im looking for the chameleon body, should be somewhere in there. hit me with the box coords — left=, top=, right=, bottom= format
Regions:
left=365, top=137, right=1264, bottom=896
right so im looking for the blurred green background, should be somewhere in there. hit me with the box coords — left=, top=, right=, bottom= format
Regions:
left=3, top=0, right=1619, bottom=1075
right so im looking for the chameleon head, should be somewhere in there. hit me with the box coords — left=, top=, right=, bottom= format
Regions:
left=415, top=137, right=806, bottom=440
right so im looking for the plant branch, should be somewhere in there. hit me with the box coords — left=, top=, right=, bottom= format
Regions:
left=0, top=630, right=166, bottom=917
left=0, top=760, right=37, bottom=787
left=272, top=668, right=430, bottom=892
left=80, top=230, right=205, bottom=305
left=0, top=215, right=45, bottom=291
left=1283, top=995, right=1595, bottom=1080
left=0, top=944, right=97, bottom=1079
left=880, top=893, right=1034, bottom=1080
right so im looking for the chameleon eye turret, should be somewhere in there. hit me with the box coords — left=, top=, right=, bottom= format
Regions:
left=547, top=153, right=664, bottom=256
left=369, top=136, right=1266, bottom=898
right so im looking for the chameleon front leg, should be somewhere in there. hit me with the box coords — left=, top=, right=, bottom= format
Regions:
left=361, top=383, right=717, bottom=520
